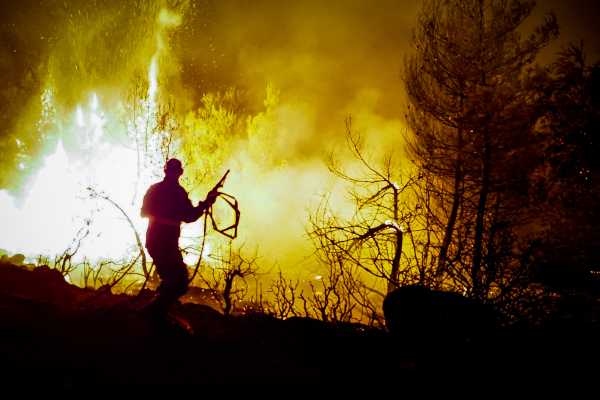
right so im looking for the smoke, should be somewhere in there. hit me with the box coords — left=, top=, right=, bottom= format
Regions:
left=164, top=0, right=421, bottom=275
left=2, top=0, right=599, bottom=288
left=7, top=0, right=592, bottom=277
left=176, top=0, right=419, bottom=153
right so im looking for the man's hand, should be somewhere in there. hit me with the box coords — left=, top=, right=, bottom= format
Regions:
left=205, top=189, right=219, bottom=208
left=204, top=170, right=229, bottom=209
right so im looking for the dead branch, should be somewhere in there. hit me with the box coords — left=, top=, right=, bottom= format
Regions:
left=88, top=188, right=148, bottom=276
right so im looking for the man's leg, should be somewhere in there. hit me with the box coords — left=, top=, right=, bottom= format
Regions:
left=142, top=246, right=189, bottom=322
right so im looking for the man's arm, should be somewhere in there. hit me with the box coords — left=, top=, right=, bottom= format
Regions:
left=179, top=187, right=218, bottom=224
left=179, top=170, right=226, bottom=222
left=194, top=190, right=218, bottom=218
left=141, top=181, right=218, bottom=224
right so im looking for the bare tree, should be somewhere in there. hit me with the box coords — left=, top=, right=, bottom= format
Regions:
left=198, top=243, right=261, bottom=315
left=88, top=188, right=149, bottom=277
left=54, top=224, right=90, bottom=279
left=81, top=259, right=115, bottom=289
left=301, top=258, right=356, bottom=323
left=308, top=117, right=422, bottom=295
left=268, top=261, right=380, bottom=325
left=269, top=268, right=304, bottom=319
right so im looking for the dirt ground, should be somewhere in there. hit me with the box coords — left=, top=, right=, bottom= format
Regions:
left=0, top=261, right=598, bottom=397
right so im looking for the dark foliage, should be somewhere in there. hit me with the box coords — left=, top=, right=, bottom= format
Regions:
left=532, top=43, right=600, bottom=321
left=403, top=0, right=558, bottom=321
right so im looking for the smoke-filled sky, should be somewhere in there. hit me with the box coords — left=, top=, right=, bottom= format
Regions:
left=176, top=0, right=600, bottom=147
left=168, top=0, right=598, bottom=160
left=1, top=0, right=599, bottom=270
left=2, top=0, right=599, bottom=176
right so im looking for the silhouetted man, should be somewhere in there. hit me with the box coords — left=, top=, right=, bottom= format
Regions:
left=140, top=158, right=216, bottom=329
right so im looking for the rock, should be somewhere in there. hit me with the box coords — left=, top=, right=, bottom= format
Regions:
left=383, top=285, right=500, bottom=344
left=0, top=263, right=75, bottom=304
left=32, top=265, right=69, bottom=285
left=96, top=284, right=113, bottom=295
left=284, top=316, right=331, bottom=337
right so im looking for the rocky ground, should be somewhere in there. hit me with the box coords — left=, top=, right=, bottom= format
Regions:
left=0, top=261, right=598, bottom=397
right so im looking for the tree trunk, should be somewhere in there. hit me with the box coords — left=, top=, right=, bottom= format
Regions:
left=436, top=89, right=465, bottom=278
left=388, top=229, right=403, bottom=294
left=471, top=129, right=491, bottom=298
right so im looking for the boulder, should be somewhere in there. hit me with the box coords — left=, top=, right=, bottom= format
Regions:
left=383, top=285, right=500, bottom=344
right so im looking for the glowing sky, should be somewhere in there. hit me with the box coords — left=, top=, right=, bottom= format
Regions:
left=1, top=0, right=599, bottom=267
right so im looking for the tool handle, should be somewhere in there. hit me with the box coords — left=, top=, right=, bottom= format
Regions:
left=213, top=170, right=230, bottom=191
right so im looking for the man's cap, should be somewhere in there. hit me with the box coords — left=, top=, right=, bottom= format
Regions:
left=165, top=158, right=183, bottom=173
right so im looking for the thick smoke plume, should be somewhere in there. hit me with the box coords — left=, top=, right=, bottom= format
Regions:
left=0, top=0, right=421, bottom=275
left=1, top=0, right=597, bottom=279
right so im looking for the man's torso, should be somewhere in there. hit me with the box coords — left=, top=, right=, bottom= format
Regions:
left=142, top=179, right=196, bottom=251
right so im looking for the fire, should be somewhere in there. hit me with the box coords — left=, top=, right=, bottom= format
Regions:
left=1, top=8, right=180, bottom=265
left=0, top=84, right=210, bottom=275
left=0, top=7, right=210, bottom=274
left=0, top=93, right=144, bottom=263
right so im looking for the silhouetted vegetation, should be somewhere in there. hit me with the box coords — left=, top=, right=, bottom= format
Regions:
left=401, top=0, right=560, bottom=322
left=532, top=42, right=600, bottom=322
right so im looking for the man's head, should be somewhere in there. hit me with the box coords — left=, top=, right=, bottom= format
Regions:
left=164, top=158, right=184, bottom=179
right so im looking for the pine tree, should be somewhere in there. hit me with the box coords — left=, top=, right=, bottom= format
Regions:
left=404, top=0, right=557, bottom=315
left=532, top=43, right=600, bottom=320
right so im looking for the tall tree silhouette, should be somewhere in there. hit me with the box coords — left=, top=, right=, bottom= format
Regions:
left=533, top=43, right=600, bottom=320
left=403, top=0, right=557, bottom=316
